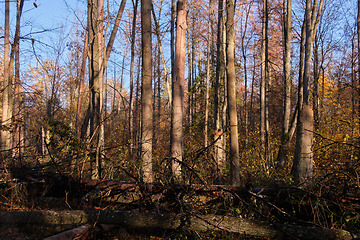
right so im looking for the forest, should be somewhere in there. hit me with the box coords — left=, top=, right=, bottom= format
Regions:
left=0, top=0, right=360, bottom=239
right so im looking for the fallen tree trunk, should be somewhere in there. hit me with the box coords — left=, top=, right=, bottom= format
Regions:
left=43, top=224, right=116, bottom=240
left=43, top=224, right=92, bottom=240
left=0, top=210, right=352, bottom=240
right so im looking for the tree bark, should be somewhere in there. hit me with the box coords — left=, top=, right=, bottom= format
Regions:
left=292, top=0, right=323, bottom=184
left=226, top=0, right=240, bottom=185
left=12, top=0, right=25, bottom=158
left=260, top=0, right=269, bottom=173
left=44, top=224, right=92, bottom=240
left=87, top=0, right=101, bottom=179
left=171, top=0, right=188, bottom=181
left=276, top=0, right=292, bottom=170
left=204, top=0, right=214, bottom=148
left=2, top=0, right=12, bottom=153
left=76, top=31, right=88, bottom=140
left=171, top=0, right=176, bottom=81
left=129, top=0, right=139, bottom=155
left=214, top=0, right=226, bottom=184
left=141, top=0, right=154, bottom=183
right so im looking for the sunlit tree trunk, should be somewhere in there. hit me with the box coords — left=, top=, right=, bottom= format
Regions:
left=85, top=0, right=126, bottom=179
left=292, top=0, right=323, bottom=184
left=141, top=0, right=153, bottom=183
left=129, top=0, right=139, bottom=155
left=12, top=0, right=24, bottom=159
left=134, top=57, right=141, bottom=154
left=187, top=14, right=192, bottom=130
left=240, top=3, right=252, bottom=153
left=214, top=0, right=226, bottom=183
left=171, top=0, right=187, bottom=181
left=2, top=0, right=12, bottom=153
left=276, top=0, right=292, bottom=169
left=171, top=0, right=176, bottom=81
left=204, top=0, right=214, bottom=148
left=76, top=31, right=88, bottom=139
left=260, top=0, right=269, bottom=174
left=352, top=24, right=357, bottom=136
left=87, top=0, right=101, bottom=179
left=93, top=0, right=105, bottom=180
left=226, top=0, right=240, bottom=185
left=313, top=35, right=320, bottom=130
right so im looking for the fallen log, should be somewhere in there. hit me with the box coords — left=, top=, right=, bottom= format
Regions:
left=0, top=210, right=352, bottom=240
left=43, top=224, right=117, bottom=240
left=43, top=224, right=92, bottom=240
left=81, top=180, right=274, bottom=195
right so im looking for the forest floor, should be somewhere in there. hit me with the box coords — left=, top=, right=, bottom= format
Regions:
left=0, top=171, right=359, bottom=239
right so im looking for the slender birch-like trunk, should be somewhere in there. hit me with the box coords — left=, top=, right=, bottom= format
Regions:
left=276, top=0, right=292, bottom=169
left=129, top=0, right=139, bottom=154
left=214, top=0, right=226, bottom=183
left=2, top=0, right=12, bottom=153
left=141, top=0, right=153, bottom=183
left=204, top=0, right=214, bottom=148
left=226, top=0, right=240, bottom=185
left=260, top=0, right=269, bottom=173
left=171, top=0, right=188, bottom=180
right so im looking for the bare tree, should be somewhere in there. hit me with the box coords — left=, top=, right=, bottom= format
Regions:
left=292, top=0, right=323, bottom=184
left=214, top=0, right=227, bottom=183
left=171, top=0, right=188, bottom=180
left=2, top=0, right=12, bottom=153
left=204, top=0, right=215, bottom=148
left=226, top=0, right=240, bottom=185
left=276, top=0, right=292, bottom=169
left=141, top=0, right=154, bottom=183
left=12, top=0, right=25, bottom=158
left=2, top=0, right=24, bottom=156
left=85, top=0, right=127, bottom=179
left=260, top=0, right=269, bottom=174
left=129, top=0, right=139, bottom=155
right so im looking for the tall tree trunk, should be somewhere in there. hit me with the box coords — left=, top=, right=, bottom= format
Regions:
left=250, top=55, right=255, bottom=131
left=76, top=31, right=88, bottom=139
left=141, top=0, right=153, bottom=183
left=2, top=0, right=12, bottom=153
left=157, top=48, right=161, bottom=147
left=12, top=0, right=24, bottom=159
left=87, top=0, right=101, bottom=179
left=214, top=0, right=226, bottom=183
left=94, top=0, right=105, bottom=180
left=240, top=3, right=252, bottom=153
left=313, top=35, right=319, bottom=130
left=226, top=0, right=240, bottom=185
left=260, top=0, right=269, bottom=173
left=187, top=14, right=192, bottom=129
left=171, top=0, right=176, bottom=81
left=134, top=57, right=141, bottom=155
left=292, top=0, right=323, bottom=184
left=351, top=29, right=357, bottom=136
left=129, top=0, right=139, bottom=155
left=85, top=0, right=126, bottom=179
left=276, top=0, right=292, bottom=170
left=204, top=0, right=214, bottom=148
left=171, top=0, right=188, bottom=181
